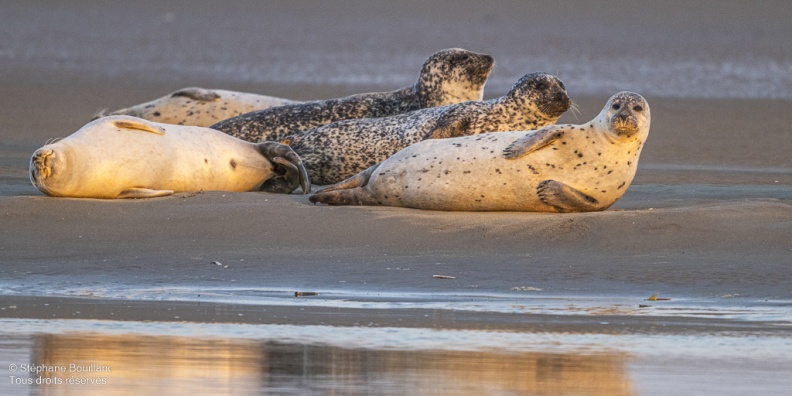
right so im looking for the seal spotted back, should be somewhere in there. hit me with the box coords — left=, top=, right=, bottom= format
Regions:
left=211, top=48, right=495, bottom=143
left=95, top=87, right=298, bottom=127
left=290, top=72, right=571, bottom=185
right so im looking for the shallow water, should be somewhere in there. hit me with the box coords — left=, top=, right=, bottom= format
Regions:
left=1, top=318, right=791, bottom=396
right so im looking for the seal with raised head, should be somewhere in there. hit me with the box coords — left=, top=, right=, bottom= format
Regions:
left=211, top=48, right=496, bottom=143
left=309, top=92, right=650, bottom=212
left=95, top=87, right=298, bottom=127
left=30, top=115, right=310, bottom=199
left=291, top=72, right=571, bottom=185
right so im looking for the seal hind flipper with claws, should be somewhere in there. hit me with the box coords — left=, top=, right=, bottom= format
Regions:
left=258, top=142, right=311, bottom=194
left=309, top=165, right=380, bottom=205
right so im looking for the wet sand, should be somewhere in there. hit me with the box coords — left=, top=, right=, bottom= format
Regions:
left=1, top=1, right=792, bottom=394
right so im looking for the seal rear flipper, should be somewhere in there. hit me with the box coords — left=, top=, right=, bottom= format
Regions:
left=117, top=188, right=174, bottom=199
left=503, top=127, right=566, bottom=159
left=257, top=142, right=311, bottom=194
left=536, top=180, right=600, bottom=213
left=315, top=164, right=379, bottom=193
left=309, top=187, right=378, bottom=206
left=308, top=165, right=380, bottom=205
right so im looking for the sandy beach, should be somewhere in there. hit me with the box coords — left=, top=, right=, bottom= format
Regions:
left=1, top=1, right=791, bottom=394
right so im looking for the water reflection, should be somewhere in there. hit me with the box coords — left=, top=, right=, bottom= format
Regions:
left=28, top=332, right=634, bottom=395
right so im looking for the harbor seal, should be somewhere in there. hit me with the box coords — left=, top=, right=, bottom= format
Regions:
left=30, top=115, right=310, bottom=199
left=309, top=92, right=650, bottom=212
left=291, top=72, right=570, bottom=185
left=95, top=87, right=298, bottom=127
left=211, top=48, right=495, bottom=143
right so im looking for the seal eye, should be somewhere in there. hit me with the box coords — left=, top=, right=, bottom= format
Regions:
left=633, top=105, right=643, bottom=111
left=612, top=103, right=621, bottom=110
left=459, top=54, right=470, bottom=62
left=558, top=81, right=566, bottom=90
left=536, top=83, right=547, bottom=91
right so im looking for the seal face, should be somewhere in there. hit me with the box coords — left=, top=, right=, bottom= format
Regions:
left=211, top=48, right=496, bottom=143
left=290, top=72, right=571, bottom=185
left=95, top=87, right=298, bottom=127
left=29, top=116, right=309, bottom=199
left=309, top=92, right=650, bottom=212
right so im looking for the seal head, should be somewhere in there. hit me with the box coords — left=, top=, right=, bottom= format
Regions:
left=416, top=48, right=495, bottom=107
left=601, top=92, right=650, bottom=137
left=507, top=72, right=571, bottom=121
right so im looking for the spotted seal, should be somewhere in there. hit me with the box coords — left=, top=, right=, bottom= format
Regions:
left=309, top=92, right=650, bottom=212
left=211, top=48, right=495, bottom=142
left=30, top=115, right=310, bottom=199
left=95, top=87, right=298, bottom=127
left=291, top=72, right=570, bottom=185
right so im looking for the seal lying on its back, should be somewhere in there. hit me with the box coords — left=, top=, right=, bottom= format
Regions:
left=310, top=92, right=650, bottom=212
left=30, top=116, right=310, bottom=199
left=211, top=48, right=495, bottom=143
left=95, top=87, right=298, bottom=127
left=291, top=72, right=571, bottom=185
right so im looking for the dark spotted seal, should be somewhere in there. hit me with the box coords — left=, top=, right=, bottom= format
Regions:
left=30, top=116, right=310, bottom=199
left=95, top=87, right=298, bottom=127
left=211, top=48, right=495, bottom=142
left=309, top=92, right=650, bottom=212
left=292, top=72, right=571, bottom=185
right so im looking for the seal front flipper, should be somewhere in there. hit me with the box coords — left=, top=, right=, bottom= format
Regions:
left=536, top=180, right=600, bottom=213
left=117, top=188, right=174, bottom=199
left=503, top=127, right=566, bottom=159
left=257, top=142, right=311, bottom=194
left=425, top=103, right=485, bottom=139
left=171, top=87, right=221, bottom=102
left=111, top=118, right=167, bottom=135
left=426, top=111, right=473, bottom=139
